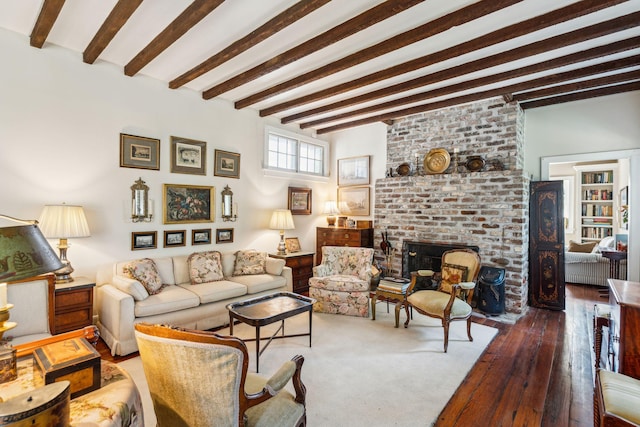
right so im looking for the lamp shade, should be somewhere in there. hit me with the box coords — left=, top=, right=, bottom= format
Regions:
left=322, top=201, right=339, bottom=215
left=269, top=209, right=295, bottom=230
left=38, top=205, right=91, bottom=239
left=0, top=225, right=64, bottom=282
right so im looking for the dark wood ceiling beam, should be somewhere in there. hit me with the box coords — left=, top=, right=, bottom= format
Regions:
left=235, top=0, right=522, bottom=109
left=299, top=42, right=640, bottom=129
left=124, top=0, right=225, bottom=77
left=83, top=0, right=143, bottom=64
left=30, top=0, right=66, bottom=48
left=170, top=0, right=331, bottom=89
left=313, top=51, right=640, bottom=134
left=514, top=69, right=640, bottom=102
left=282, top=11, right=640, bottom=124
left=201, top=0, right=426, bottom=99
left=519, top=81, right=640, bottom=109
left=263, top=0, right=627, bottom=118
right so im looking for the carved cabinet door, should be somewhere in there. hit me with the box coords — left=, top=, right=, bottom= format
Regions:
left=529, top=180, right=565, bottom=310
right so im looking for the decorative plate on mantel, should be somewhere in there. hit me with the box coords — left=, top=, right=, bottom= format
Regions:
left=423, top=148, right=451, bottom=174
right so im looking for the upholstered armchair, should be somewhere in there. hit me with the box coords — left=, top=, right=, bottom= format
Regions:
left=134, top=323, right=306, bottom=427
left=308, top=246, right=374, bottom=317
left=404, top=249, right=481, bottom=352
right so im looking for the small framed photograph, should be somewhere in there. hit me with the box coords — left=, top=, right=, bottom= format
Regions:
left=192, top=228, right=211, bottom=245
left=216, top=228, right=234, bottom=243
left=338, top=155, right=370, bottom=186
left=337, top=186, right=370, bottom=216
left=214, top=150, right=240, bottom=178
left=131, top=231, right=157, bottom=250
left=170, top=136, right=206, bottom=175
left=120, top=133, right=160, bottom=170
left=285, top=237, right=301, bottom=253
left=164, top=230, right=186, bottom=248
left=163, top=184, right=214, bottom=224
left=288, top=187, right=312, bottom=215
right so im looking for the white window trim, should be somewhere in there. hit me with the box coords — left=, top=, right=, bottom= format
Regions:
left=263, top=126, right=330, bottom=180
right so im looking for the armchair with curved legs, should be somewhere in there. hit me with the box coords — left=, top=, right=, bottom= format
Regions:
left=134, top=323, right=306, bottom=427
left=403, top=249, right=481, bottom=352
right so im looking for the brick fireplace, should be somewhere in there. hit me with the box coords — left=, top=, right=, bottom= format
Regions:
left=374, top=97, right=530, bottom=315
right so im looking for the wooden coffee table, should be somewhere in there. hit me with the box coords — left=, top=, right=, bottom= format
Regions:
left=226, top=292, right=315, bottom=372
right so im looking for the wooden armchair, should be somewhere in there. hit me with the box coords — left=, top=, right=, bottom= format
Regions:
left=404, top=249, right=481, bottom=352
left=134, top=323, right=306, bottom=427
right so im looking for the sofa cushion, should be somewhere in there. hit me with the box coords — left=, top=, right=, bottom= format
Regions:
left=173, top=254, right=190, bottom=285
left=265, top=257, right=285, bottom=276
left=134, top=285, right=200, bottom=317
left=308, top=275, right=369, bottom=292
left=188, top=251, right=224, bottom=284
left=440, top=263, right=468, bottom=294
left=123, top=258, right=165, bottom=295
left=178, top=280, right=246, bottom=304
left=230, top=274, right=287, bottom=294
left=112, top=276, right=149, bottom=301
left=568, top=240, right=598, bottom=253
left=233, top=250, right=267, bottom=276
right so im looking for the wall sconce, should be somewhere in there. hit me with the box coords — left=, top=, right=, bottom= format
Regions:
left=221, top=185, right=237, bottom=222
left=131, top=178, right=152, bottom=223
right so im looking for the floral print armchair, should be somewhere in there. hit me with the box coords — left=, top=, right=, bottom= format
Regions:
left=309, top=246, right=375, bottom=317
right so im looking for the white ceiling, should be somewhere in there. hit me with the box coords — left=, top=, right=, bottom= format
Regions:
left=1, top=0, right=639, bottom=134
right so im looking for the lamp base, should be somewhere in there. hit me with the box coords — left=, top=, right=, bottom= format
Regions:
left=326, top=216, right=336, bottom=226
left=53, top=262, right=74, bottom=284
left=276, top=232, right=287, bottom=255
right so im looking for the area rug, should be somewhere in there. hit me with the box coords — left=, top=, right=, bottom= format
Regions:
left=119, top=308, right=497, bottom=427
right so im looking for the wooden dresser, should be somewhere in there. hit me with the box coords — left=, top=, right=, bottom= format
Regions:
left=270, top=251, right=314, bottom=295
left=316, top=226, right=373, bottom=265
left=608, top=278, right=640, bottom=379
left=53, top=277, right=95, bottom=334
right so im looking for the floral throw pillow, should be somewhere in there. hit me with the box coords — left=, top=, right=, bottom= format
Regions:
left=188, top=251, right=224, bottom=285
left=233, top=250, right=267, bottom=276
left=122, top=258, right=165, bottom=295
left=440, top=263, right=468, bottom=294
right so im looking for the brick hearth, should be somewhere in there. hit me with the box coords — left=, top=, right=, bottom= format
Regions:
left=375, top=98, right=530, bottom=315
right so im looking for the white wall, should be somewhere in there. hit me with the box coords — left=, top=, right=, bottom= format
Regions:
left=0, top=28, right=331, bottom=280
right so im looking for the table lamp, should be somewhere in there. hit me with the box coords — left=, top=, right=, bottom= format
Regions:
left=322, top=201, right=339, bottom=226
left=38, top=204, right=90, bottom=284
left=269, top=209, right=295, bottom=255
left=0, top=215, right=64, bottom=340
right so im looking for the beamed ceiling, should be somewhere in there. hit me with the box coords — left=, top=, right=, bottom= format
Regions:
left=2, top=0, right=639, bottom=135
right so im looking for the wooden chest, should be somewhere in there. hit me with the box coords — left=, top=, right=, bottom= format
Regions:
left=270, top=252, right=314, bottom=295
left=34, top=337, right=101, bottom=399
left=316, top=227, right=373, bottom=265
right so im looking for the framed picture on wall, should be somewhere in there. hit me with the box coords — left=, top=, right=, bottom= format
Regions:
left=288, top=187, right=312, bottom=215
left=163, top=184, right=214, bottom=224
left=131, top=231, right=157, bottom=250
left=338, top=155, right=370, bottom=186
left=170, top=136, right=206, bottom=175
left=192, top=228, right=211, bottom=245
left=120, top=134, right=160, bottom=170
left=285, top=237, right=301, bottom=253
left=214, top=150, right=240, bottom=178
left=216, top=228, right=234, bottom=243
left=163, top=230, right=186, bottom=248
left=337, top=186, right=370, bottom=216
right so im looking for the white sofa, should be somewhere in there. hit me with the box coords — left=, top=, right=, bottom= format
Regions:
left=564, top=237, right=627, bottom=286
left=95, top=252, right=292, bottom=356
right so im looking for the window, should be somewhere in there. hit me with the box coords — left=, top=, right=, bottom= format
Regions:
left=264, top=126, right=328, bottom=177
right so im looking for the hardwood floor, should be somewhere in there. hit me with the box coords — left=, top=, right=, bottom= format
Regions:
left=96, top=283, right=601, bottom=426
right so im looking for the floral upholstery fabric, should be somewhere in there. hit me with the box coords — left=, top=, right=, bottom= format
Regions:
left=0, top=358, right=143, bottom=427
left=440, top=263, right=468, bottom=294
left=123, top=258, right=165, bottom=295
left=233, top=250, right=267, bottom=276
left=309, top=246, right=374, bottom=317
left=188, top=251, right=224, bottom=284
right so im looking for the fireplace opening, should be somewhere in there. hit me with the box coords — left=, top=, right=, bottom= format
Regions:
left=402, top=241, right=480, bottom=290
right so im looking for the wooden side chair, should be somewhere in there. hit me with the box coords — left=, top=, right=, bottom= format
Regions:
left=403, top=249, right=481, bottom=352
left=134, top=323, right=306, bottom=427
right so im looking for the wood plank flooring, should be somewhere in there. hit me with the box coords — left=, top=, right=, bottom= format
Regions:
left=96, top=283, right=601, bottom=426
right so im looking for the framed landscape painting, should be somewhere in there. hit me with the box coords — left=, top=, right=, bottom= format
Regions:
left=216, top=228, right=234, bottom=243
left=120, top=133, right=160, bottom=170
left=131, top=231, right=157, bottom=250
left=192, top=228, right=211, bottom=245
left=214, top=150, right=240, bottom=178
left=288, top=187, right=312, bottom=215
left=170, top=136, right=206, bottom=175
left=163, top=184, right=214, bottom=224
left=338, top=155, right=370, bottom=186
left=164, top=230, right=186, bottom=248
left=337, top=186, right=370, bottom=216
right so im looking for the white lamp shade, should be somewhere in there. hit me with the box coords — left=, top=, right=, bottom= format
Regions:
left=38, top=205, right=91, bottom=239
left=322, top=201, right=339, bottom=215
left=269, top=209, right=295, bottom=230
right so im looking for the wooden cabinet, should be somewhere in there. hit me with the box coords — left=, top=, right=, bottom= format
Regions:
left=574, top=164, right=618, bottom=243
left=316, top=227, right=373, bottom=265
left=608, top=279, right=640, bottom=379
left=270, top=252, right=314, bottom=295
left=53, top=277, right=95, bottom=334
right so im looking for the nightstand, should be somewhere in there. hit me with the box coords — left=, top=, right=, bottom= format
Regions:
left=270, top=252, right=315, bottom=295
left=53, top=277, right=95, bottom=334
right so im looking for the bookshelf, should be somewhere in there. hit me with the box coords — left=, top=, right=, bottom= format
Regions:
left=574, top=165, right=618, bottom=243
